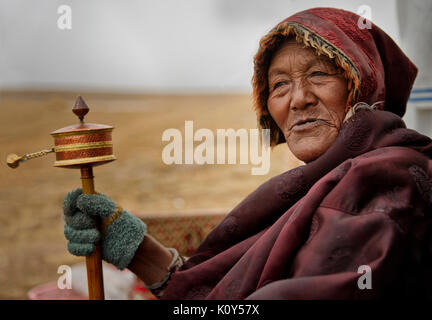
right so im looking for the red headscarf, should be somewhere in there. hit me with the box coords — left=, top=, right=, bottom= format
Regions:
left=253, top=7, right=418, bottom=146
left=161, top=8, right=432, bottom=300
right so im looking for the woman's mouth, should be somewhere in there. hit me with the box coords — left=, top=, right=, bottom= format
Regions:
left=291, top=119, right=326, bottom=132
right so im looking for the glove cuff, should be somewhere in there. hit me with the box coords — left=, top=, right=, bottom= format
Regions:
left=101, top=209, right=147, bottom=270
left=101, top=205, right=123, bottom=232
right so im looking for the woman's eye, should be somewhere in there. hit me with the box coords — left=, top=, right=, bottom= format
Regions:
left=273, top=81, right=286, bottom=89
left=310, top=71, right=328, bottom=77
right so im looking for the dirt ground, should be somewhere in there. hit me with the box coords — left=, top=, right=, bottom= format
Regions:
left=0, top=90, right=302, bottom=299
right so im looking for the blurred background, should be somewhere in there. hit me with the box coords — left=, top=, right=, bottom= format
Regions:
left=0, top=0, right=431, bottom=299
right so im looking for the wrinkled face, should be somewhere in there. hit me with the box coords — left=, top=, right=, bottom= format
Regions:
left=267, top=39, right=349, bottom=163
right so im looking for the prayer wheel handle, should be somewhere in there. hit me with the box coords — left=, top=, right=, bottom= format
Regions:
left=72, top=98, right=105, bottom=300
left=80, top=166, right=105, bottom=300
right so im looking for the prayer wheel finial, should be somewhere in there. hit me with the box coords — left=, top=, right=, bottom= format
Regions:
left=72, top=96, right=89, bottom=122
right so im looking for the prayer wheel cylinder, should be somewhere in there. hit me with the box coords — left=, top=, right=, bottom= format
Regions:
left=51, top=123, right=116, bottom=168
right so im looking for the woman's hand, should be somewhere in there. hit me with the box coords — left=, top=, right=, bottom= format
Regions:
left=62, top=188, right=147, bottom=270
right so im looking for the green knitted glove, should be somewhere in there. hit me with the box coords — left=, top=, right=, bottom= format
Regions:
left=63, top=188, right=147, bottom=270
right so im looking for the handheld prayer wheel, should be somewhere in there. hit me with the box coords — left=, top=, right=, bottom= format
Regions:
left=7, top=96, right=116, bottom=300
left=50, top=96, right=115, bottom=169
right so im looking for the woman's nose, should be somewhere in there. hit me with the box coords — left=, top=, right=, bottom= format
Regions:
left=289, top=81, right=317, bottom=111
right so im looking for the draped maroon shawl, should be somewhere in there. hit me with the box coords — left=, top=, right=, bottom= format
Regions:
left=161, top=8, right=432, bottom=299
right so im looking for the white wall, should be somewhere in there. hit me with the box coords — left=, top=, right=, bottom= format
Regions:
left=396, top=0, right=432, bottom=137
left=0, top=0, right=400, bottom=93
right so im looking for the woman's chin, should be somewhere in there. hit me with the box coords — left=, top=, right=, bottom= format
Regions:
left=288, top=135, right=336, bottom=163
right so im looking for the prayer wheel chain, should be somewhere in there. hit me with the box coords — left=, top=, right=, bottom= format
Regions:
left=23, top=148, right=55, bottom=160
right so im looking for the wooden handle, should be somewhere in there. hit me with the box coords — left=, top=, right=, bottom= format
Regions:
left=80, top=166, right=105, bottom=300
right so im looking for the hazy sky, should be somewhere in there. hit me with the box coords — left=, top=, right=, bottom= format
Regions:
left=0, top=0, right=401, bottom=92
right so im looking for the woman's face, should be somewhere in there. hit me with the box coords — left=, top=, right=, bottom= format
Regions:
left=267, top=39, right=349, bottom=163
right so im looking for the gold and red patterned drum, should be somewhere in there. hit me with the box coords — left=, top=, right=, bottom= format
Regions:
left=51, top=122, right=116, bottom=168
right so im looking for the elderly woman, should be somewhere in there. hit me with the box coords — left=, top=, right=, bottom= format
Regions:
left=63, top=8, right=432, bottom=299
